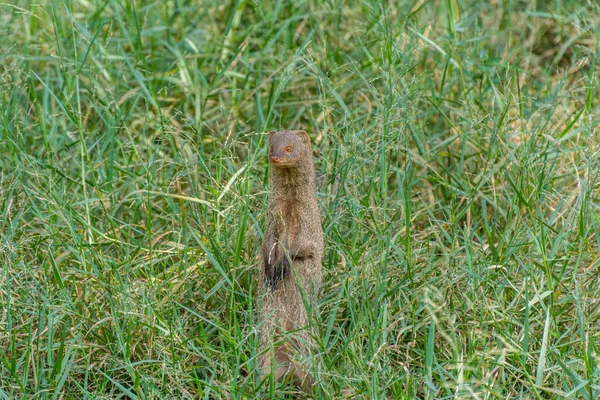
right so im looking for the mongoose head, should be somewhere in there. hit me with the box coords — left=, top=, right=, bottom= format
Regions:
left=268, top=130, right=311, bottom=168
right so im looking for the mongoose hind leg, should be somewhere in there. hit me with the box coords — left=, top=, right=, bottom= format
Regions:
left=258, top=278, right=316, bottom=391
left=267, top=342, right=315, bottom=391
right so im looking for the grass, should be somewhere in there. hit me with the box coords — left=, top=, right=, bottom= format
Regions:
left=1, top=0, right=599, bottom=398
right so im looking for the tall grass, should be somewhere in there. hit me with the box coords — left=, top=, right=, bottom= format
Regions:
left=1, top=0, right=599, bottom=398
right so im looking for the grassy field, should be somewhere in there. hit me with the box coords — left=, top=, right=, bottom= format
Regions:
left=1, top=0, right=599, bottom=398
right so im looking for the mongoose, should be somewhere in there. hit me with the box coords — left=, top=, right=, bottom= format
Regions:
left=258, top=130, right=324, bottom=390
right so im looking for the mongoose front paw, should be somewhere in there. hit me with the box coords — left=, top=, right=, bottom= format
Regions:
left=265, top=255, right=290, bottom=290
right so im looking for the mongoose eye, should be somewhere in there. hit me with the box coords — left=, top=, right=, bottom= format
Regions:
left=284, top=146, right=293, bottom=153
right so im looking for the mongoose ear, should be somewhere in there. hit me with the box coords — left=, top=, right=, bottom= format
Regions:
left=295, top=130, right=310, bottom=144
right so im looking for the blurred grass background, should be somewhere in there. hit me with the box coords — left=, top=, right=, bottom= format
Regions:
left=1, top=0, right=599, bottom=398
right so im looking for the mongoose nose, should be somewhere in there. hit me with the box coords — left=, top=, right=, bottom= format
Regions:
left=270, top=156, right=280, bottom=162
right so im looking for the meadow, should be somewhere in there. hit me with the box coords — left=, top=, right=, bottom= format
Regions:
left=1, top=0, right=599, bottom=398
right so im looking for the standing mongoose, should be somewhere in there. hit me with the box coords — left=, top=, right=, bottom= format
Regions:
left=258, top=130, right=324, bottom=390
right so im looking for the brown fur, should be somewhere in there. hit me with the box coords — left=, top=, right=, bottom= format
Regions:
left=258, top=130, right=324, bottom=391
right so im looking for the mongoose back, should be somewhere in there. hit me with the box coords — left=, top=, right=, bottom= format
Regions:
left=258, top=130, right=324, bottom=390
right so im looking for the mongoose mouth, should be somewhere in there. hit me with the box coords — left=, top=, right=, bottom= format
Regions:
left=270, top=157, right=295, bottom=167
